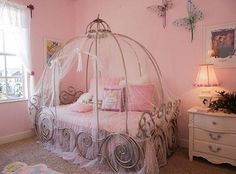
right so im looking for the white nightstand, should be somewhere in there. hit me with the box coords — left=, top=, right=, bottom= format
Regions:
left=188, top=107, right=236, bottom=166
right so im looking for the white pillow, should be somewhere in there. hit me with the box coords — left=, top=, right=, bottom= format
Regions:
left=119, top=80, right=126, bottom=87
left=119, top=75, right=149, bottom=86
left=130, top=75, right=149, bottom=85
left=77, top=92, right=93, bottom=104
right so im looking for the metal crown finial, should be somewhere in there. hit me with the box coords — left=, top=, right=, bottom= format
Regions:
left=85, top=16, right=111, bottom=35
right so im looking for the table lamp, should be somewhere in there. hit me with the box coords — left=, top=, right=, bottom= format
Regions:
left=194, top=64, right=220, bottom=107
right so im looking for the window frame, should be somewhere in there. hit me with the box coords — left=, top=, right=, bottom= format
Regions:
left=0, top=30, right=27, bottom=103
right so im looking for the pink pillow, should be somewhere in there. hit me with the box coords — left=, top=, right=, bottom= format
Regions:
left=69, top=102, right=93, bottom=113
left=101, top=88, right=124, bottom=112
left=128, top=84, right=154, bottom=112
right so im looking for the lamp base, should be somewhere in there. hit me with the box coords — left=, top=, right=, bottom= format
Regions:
left=198, top=89, right=213, bottom=107
left=199, top=95, right=212, bottom=107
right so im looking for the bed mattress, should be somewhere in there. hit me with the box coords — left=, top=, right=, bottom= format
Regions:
left=54, top=105, right=149, bottom=137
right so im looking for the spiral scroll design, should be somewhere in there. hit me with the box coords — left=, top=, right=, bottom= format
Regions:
left=58, top=128, right=76, bottom=152
left=35, top=107, right=55, bottom=143
left=100, top=133, right=143, bottom=173
left=151, top=129, right=167, bottom=167
left=137, top=103, right=167, bottom=139
left=164, top=100, right=180, bottom=156
left=166, top=119, right=178, bottom=157
left=29, top=95, right=41, bottom=119
left=137, top=112, right=155, bottom=138
left=59, top=86, right=84, bottom=105
left=137, top=100, right=180, bottom=138
left=76, top=132, right=97, bottom=160
left=164, top=102, right=173, bottom=122
left=172, top=100, right=181, bottom=120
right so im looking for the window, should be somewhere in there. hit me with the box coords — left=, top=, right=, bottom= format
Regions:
left=0, top=30, right=27, bottom=101
left=0, top=1, right=31, bottom=102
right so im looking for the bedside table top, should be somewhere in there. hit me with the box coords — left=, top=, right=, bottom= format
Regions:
left=188, top=106, right=236, bottom=118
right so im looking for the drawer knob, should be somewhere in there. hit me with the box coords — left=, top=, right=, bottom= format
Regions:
left=208, top=145, right=221, bottom=153
left=209, top=133, right=221, bottom=141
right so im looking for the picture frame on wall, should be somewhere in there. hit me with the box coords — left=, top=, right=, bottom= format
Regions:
left=205, top=22, right=236, bottom=68
left=45, top=39, right=63, bottom=66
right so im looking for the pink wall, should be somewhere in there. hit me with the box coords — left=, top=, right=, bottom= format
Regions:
left=0, top=0, right=75, bottom=137
left=74, top=0, right=236, bottom=140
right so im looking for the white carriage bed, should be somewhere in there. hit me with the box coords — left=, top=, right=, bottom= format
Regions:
left=30, top=16, right=181, bottom=174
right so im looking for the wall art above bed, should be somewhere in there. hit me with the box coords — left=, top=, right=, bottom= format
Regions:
left=205, top=23, right=236, bottom=68
left=44, top=38, right=63, bottom=66
left=147, top=0, right=173, bottom=28
left=173, top=0, right=204, bottom=42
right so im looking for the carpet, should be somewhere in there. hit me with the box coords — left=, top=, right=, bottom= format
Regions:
left=0, top=137, right=236, bottom=174
left=2, top=162, right=61, bottom=174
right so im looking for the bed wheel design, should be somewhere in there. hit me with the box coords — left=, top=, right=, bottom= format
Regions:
left=76, top=132, right=97, bottom=160
left=151, top=129, right=167, bottom=167
left=101, top=133, right=143, bottom=173
left=58, top=128, right=76, bottom=152
left=35, top=107, right=55, bottom=143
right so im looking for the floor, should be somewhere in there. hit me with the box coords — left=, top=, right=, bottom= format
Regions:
left=0, top=137, right=236, bottom=174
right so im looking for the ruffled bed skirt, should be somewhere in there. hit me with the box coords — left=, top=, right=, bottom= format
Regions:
left=42, top=122, right=163, bottom=174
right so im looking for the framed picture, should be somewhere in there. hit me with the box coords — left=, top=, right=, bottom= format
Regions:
left=205, top=23, right=236, bottom=68
left=45, top=39, right=63, bottom=66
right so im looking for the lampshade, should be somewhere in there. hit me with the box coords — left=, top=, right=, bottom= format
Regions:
left=194, top=64, right=220, bottom=87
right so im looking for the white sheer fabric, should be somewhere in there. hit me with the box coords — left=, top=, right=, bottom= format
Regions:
left=0, top=0, right=33, bottom=94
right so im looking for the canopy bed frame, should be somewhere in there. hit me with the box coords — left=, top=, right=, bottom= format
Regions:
left=29, top=16, right=181, bottom=174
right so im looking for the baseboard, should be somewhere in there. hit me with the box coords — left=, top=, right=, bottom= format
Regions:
left=178, top=138, right=189, bottom=148
left=0, top=129, right=35, bottom=145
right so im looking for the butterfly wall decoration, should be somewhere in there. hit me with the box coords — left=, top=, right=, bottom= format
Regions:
left=173, top=0, right=204, bottom=42
left=147, top=0, right=173, bottom=28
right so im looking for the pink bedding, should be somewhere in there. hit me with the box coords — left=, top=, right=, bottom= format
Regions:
left=55, top=105, right=145, bottom=137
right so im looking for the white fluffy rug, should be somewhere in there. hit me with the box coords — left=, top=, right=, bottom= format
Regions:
left=2, top=162, right=61, bottom=174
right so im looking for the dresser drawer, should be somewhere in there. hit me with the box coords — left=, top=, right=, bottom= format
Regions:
left=194, top=114, right=236, bottom=132
left=194, top=140, right=236, bottom=160
left=194, top=128, right=236, bottom=146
